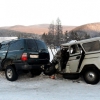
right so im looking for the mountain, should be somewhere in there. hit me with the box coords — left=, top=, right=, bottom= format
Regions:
left=0, top=24, right=76, bottom=35
left=0, top=29, right=40, bottom=39
left=71, top=23, right=100, bottom=35
left=1, top=23, right=100, bottom=37
left=68, top=22, right=100, bottom=40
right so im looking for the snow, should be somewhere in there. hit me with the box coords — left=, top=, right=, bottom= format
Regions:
left=48, top=48, right=57, bottom=62
left=48, top=47, right=60, bottom=62
left=0, top=46, right=100, bottom=100
left=0, top=72, right=100, bottom=100
left=0, top=37, right=18, bottom=43
left=69, top=40, right=77, bottom=43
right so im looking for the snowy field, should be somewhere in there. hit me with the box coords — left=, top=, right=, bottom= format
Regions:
left=0, top=47, right=100, bottom=100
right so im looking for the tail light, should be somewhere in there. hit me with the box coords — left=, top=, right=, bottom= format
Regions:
left=21, top=53, right=27, bottom=61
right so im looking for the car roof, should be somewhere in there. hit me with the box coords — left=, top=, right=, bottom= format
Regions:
left=61, top=37, right=100, bottom=46
left=0, top=38, right=42, bottom=45
left=0, top=39, right=18, bottom=45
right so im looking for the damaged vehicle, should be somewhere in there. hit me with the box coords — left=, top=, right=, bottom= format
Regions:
left=43, top=37, right=100, bottom=84
left=0, top=38, right=50, bottom=81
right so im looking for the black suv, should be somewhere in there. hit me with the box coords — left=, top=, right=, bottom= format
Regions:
left=0, top=38, right=50, bottom=81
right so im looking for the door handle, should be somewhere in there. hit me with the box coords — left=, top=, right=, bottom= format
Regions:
left=76, top=56, right=80, bottom=59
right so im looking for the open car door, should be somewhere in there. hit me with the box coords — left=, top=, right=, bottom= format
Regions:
left=67, top=44, right=83, bottom=73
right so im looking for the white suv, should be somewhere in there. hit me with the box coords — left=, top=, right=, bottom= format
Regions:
left=45, top=37, right=100, bottom=84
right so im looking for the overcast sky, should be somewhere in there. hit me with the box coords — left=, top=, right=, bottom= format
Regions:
left=0, top=0, right=100, bottom=26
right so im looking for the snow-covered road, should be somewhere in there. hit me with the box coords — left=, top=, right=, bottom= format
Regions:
left=0, top=72, right=100, bottom=100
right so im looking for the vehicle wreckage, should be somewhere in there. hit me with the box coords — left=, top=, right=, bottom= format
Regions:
left=42, top=37, right=100, bottom=85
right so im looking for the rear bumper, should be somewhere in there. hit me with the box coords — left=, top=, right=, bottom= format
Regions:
left=15, top=63, right=43, bottom=70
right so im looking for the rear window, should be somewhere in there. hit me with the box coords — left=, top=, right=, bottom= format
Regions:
left=83, top=41, right=100, bottom=52
left=35, top=40, right=48, bottom=52
left=26, top=39, right=38, bottom=52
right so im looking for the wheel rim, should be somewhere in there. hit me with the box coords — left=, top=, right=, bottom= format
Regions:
left=86, top=72, right=96, bottom=82
left=7, top=69, right=13, bottom=79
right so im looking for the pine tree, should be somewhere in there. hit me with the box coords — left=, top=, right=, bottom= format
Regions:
left=64, top=31, right=70, bottom=42
left=48, top=22, right=55, bottom=45
left=55, top=18, right=63, bottom=46
left=42, top=32, right=47, bottom=42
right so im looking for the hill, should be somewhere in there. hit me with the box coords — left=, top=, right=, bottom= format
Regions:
left=68, top=23, right=100, bottom=40
left=0, top=29, right=40, bottom=39
left=0, top=24, right=76, bottom=35
left=71, top=23, right=100, bottom=36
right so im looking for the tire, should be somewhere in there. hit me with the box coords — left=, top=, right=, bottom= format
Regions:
left=43, top=66, right=56, bottom=76
left=83, top=69, right=99, bottom=85
left=5, top=66, right=18, bottom=81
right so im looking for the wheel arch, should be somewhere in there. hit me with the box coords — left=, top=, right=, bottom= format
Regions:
left=2, top=59, right=16, bottom=70
left=81, top=64, right=100, bottom=74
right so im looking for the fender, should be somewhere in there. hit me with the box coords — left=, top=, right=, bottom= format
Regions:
left=1, top=59, right=13, bottom=69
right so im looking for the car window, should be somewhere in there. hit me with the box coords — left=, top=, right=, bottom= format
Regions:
left=70, top=44, right=81, bottom=55
left=26, top=39, right=38, bottom=52
left=83, top=41, right=100, bottom=52
left=0, top=44, right=8, bottom=51
left=9, top=40, right=24, bottom=51
left=35, top=40, right=48, bottom=52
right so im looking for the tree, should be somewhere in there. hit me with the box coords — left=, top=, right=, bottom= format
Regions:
left=42, top=33, right=46, bottom=41
left=41, top=32, right=49, bottom=44
left=69, top=30, right=90, bottom=41
left=48, top=21, right=55, bottom=36
left=48, top=22, right=55, bottom=45
left=64, top=31, right=70, bottom=42
left=55, top=18, right=63, bottom=46
left=41, top=18, right=63, bottom=46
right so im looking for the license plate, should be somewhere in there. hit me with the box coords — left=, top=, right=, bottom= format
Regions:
left=30, top=55, right=39, bottom=58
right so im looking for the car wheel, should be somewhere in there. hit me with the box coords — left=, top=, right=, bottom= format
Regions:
left=83, top=69, right=99, bottom=85
left=43, top=66, right=56, bottom=76
left=5, top=66, right=18, bottom=81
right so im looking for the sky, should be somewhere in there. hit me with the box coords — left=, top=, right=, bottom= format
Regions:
left=0, top=0, right=100, bottom=26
